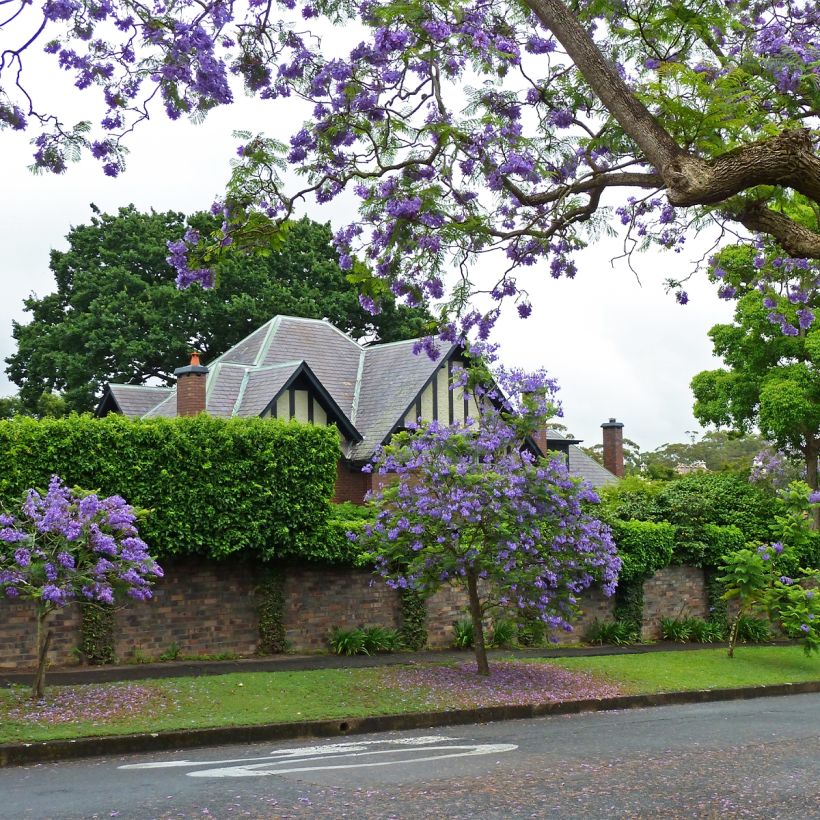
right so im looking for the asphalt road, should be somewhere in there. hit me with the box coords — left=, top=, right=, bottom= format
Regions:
left=2, top=693, right=818, bottom=819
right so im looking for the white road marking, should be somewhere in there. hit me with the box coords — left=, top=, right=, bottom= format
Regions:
left=119, top=735, right=517, bottom=778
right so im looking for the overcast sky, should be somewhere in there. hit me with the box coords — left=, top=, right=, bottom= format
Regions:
left=2, top=43, right=736, bottom=453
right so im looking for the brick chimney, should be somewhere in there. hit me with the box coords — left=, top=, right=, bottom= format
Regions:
left=601, top=418, right=625, bottom=478
left=174, top=352, right=209, bottom=416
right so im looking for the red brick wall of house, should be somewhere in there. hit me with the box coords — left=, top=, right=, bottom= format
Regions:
left=332, top=460, right=373, bottom=504
left=176, top=373, right=207, bottom=416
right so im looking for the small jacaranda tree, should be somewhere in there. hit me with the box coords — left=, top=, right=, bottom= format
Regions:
left=356, top=361, right=621, bottom=675
left=0, top=476, right=163, bottom=698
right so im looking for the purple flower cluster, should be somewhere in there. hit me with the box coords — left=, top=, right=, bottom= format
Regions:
left=356, top=366, right=620, bottom=635
left=0, top=476, right=162, bottom=610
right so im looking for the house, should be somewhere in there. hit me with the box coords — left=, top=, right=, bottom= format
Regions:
left=96, top=315, right=621, bottom=501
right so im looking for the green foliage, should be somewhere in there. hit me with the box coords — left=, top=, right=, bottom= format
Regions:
left=328, top=625, right=403, bottom=655
left=701, top=524, right=747, bottom=569
left=584, top=620, right=636, bottom=647
left=735, top=616, right=772, bottom=644
left=656, top=472, right=777, bottom=547
left=0, top=414, right=339, bottom=561
left=660, top=617, right=726, bottom=643
left=256, top=568, right=287, bottom=655
left=78, top=604, right=116, bottom=665
left=598, top=476, right=664, bottom=522
left=281, top=502, right=373, bottom=566
left=613, top=579, right=645, bottom=638
left=452, top=619, right=475, bottom=649
left=516, top=616, right=548, bottom=648
left=691, top=278, right=820, bottom=484
left=609, top=520, right=675, bottom=582
left=398, top=589, right=428, bottom=651
left=6, top=207, right=433, bottom=413
left=488, top=619, right=516, bottom=649
left=361, top=626, right=404, bottom=654
left=329, top=627, right=367, bottom=656
left=158, top=643, right=181, bottom=662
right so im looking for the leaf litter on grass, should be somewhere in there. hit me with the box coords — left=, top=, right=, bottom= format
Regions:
left=382, top=660, right=623, bottom=709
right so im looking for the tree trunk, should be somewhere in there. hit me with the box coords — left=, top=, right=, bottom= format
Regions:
left=466, top=570, right=489, bottom=676
left=727, top=614, right=739, bottom=659
left=805, top=440, right=819, bottom=531
left=33, top=608, right=52, bottom=700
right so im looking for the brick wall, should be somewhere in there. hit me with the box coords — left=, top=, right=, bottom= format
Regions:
left=641, top=565, right=709, bottom=640
left=0, top=561, right=710, bottom=670
left=333, top=460, right=370, bottom=504
left=283, top=566, right=400, bottom=650
left=0, top=599, right=81, bottom=670
left=113, top=558, right=261, bottom=662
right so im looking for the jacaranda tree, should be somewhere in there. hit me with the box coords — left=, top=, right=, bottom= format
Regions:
left=1, top=2, right=818, bottom=339
left=355, top=364, right=620, bottom=675
left=0, top=476, right=163, bottom=698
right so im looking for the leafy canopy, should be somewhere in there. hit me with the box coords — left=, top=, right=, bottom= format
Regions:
left=5, top=207, right=432, bottom=413
left=2, top=1, right=819, bottom=339
left=692, top=243, right=820, bottom=493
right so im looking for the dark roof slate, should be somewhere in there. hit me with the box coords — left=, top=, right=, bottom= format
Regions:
left=103, top=316, right=615, bottom=486
left=106, top=384, right=174, bottom=419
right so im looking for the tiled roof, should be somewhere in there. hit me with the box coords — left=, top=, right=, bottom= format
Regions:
left=348, top=338, right=453, bottom=461
left=545, top=428, right=619, bottom=488
left=101, top=317, right=616, bottom=482
left=105, top=384, right=173, bottom=419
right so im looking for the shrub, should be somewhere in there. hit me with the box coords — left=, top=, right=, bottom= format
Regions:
left=452, top=619, right=475, bottom=649
left=609, top=520, right=676, bottom=582
left=489, top=619, right=516, bottom=648
left=361, top=626, right=403, bottom=654
left=660, top=617, right=692, bottom=643
left=516, top=617, right=547, bottom=647
left=736, top=616, right=772, bottom=644
left=329, top=627, right=368, bottom=656
left=584, top=620, right=636, bottom=646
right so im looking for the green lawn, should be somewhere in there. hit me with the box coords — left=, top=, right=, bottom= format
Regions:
left=0, top=647, right=817, bottom=745
left=544, top=646, right=820, bottom=693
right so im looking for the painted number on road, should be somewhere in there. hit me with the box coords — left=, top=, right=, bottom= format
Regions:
left=119, top=735, right=517, bottom=778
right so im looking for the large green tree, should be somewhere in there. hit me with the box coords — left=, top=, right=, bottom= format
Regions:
left=6, top=207, right=433, bottom=413
left=691, top=246, right=820, bottom=504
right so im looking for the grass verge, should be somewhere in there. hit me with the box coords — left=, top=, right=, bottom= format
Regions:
left=544, top=646, right=820, bottom=693
left=0, top=647, right=817, bottom=744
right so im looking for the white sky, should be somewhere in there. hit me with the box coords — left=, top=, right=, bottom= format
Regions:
left=1, top=28, right=736, bottom=452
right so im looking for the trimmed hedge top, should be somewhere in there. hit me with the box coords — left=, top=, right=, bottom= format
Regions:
left=0, top=414, right=340, bottom=561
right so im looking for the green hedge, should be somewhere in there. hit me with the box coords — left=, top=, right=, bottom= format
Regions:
left=0, top=414, right=339, bottom=561
left=609, top=520, right=676, bottom=582
left=279, top=501, right=373, bottom=566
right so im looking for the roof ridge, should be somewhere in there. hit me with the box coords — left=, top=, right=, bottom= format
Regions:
left=278, top=315, right=363, bottom=350
left=208, top=318, right=275, bottom=368
left=255, top=315, right=282, bottom=366
left=231, top=369, right=252, bottom=417
left=349, top=348, right=366, bottom=427
left=365, top=336, right=424, bottom=351
left=110, top=383, right=172, bottom=391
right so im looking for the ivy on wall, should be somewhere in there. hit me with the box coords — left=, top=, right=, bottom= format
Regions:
left=399, top=589, right=428, bottom=651
left=256, top=568, right=287, bottom=654
left=78, top=604, right=116, bottom=665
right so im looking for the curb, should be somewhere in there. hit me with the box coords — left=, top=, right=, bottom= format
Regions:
left=2, top=679, right=819, bottom=768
